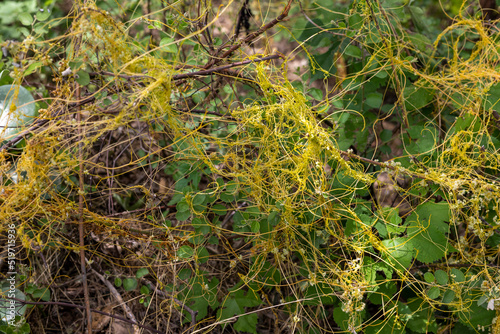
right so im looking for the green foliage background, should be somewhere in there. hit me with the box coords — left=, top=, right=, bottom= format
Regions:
left=1, top=0, right=500, bottom=333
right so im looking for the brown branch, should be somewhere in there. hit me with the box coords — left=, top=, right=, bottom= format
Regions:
left=203, top=0, right=293, bottom=69
left=173, top=54, right=282, bottom=80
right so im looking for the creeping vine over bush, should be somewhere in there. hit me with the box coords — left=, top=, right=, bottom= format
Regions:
left=0, top=0, right=500, bottom=333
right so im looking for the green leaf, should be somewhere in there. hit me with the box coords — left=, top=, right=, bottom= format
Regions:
left=251, top=221, right=260, bottom=233
left=181, top=276, right=219, bottom=322
left=427, top=286, right=440, bottom=299
left=114, top=277, right=122, bottom=287
left=380, top=237, right=414, bottom=272
left=408, top=6, right=428, bottom=32
left=380, top=129, right=393, bottom=142
left=344, top=44, right=362, bottom=59
left=176, top=199, right=189, bottom=212
left=365, top=92, right=383, bottom=108
left=458, top=289, right=495, bottom=327
left=211, top=204, right=227, bottom=216
left=140, top=285, right=150, bottom=295
left=33, top=22, right=48, bottom=35
left=405, top=124, right=438, bottom=154
left=218, top=284, right=261, bottom=334
left=24, top=61, right=43, bottom=76
left=424, top=272, right=435, bottom=283
left=442, top=289, right=455, bottom=304
left=434, top=270, right=448, bottom=285
left=18, top=13, right=33, bottom=26
left=406, top=33, right=432, bottom=54
left=477, top=294, right=489, bottom=307
left=406, top=202, right=451, bottom=263
left=348, top=13, right=363, bottom=30
left=192, top=193, right=206, bottom=205
left=76, top=70, right=90, bottom=86
left=382, top=207, right=405, bottom=236
left=308, top=88, right=323, bottom=101
left=177, top=245, right=194, bottom=259
left=36, top=9, right=51, bottom=22
left=485, top=82, right=500, bottom=110
left=451, top=268, right=465, bottom=282
left=405, top=298, right=438, bottom=333
left=298, top=19, right=326, bottom=46
left=160, top=37, right=178, bottom=53
left=403, top=84, right=434, bottom=111
left=192, top=217, right=211, bottom=235
left=176, top=210, right=191, bottom=221
left=123, top=278, right=138, bottom=291
left=136, top=268, right=149, bottom=279
left=197, top=247, right=210, bottom=264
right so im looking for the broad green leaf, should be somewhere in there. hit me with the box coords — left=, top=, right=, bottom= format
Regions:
left=181, top=276, right=219, bottom=322
left=192, top=193, right=206, bottom=205
left=403, top=84, right=434, bottom=111
left=406, top=33, right=432, bottom=54
left=24, top=61, right=43, bottom=76
left=424, top=272, right=435, bottom=283
left=251, top=221, right=260, bottom=233
left=365, top=92, right=383, bottom=108
left=380, top=129, right=393, bottom=142
left=123, top=278, right=138, bottom=291
left=175, top=210, right=191, bottom=221
left=485, top=82, right=500, bottom=110
left=451, top=268, right=465, bottom=282
left=442, top=289, right=455, bottom=304
left=427, top=286, right=440, bottom=299
left=458, top=289, right=495, bottom=327
left=218, top=284, right=261, bottom=334
left=380, top=237, right=414, bottom=272
left=76, top=70, right=90, bottom=86
left=160, top=37, right=178, bottom=53
left=434, top=270, right=449, bottom=285
left=34, top=22, right=48, bottom=35
left=176, top=199, right=189, bottom=212
left=298, top=19, right=329, bottom=46
left=136, top=268, right=149, bottom=279
left=405, top=124, right=438, bottom=154
left=18, top=13, right=33, bottom=26
left=196, top=247, right=210, bottom=264
left=405, top=298, right=438, bottom=333
left=308, top=88, right=323, bottom=101
left=36, top=9, right=51, bottom=21
left=348, top=13, right=363, bottom=30
left=408, top=6, right=428, bottom=32
left=177, top=245, right=194, bottom=259
left=140, top=285, right=150, bottom=295
left=211, top=204, right=227, bottom=216
left=406, top=202, right=451, bottom=263
left=344, top=44, right=362, bottom=59
left=114, top=277, right=122, bottom=287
